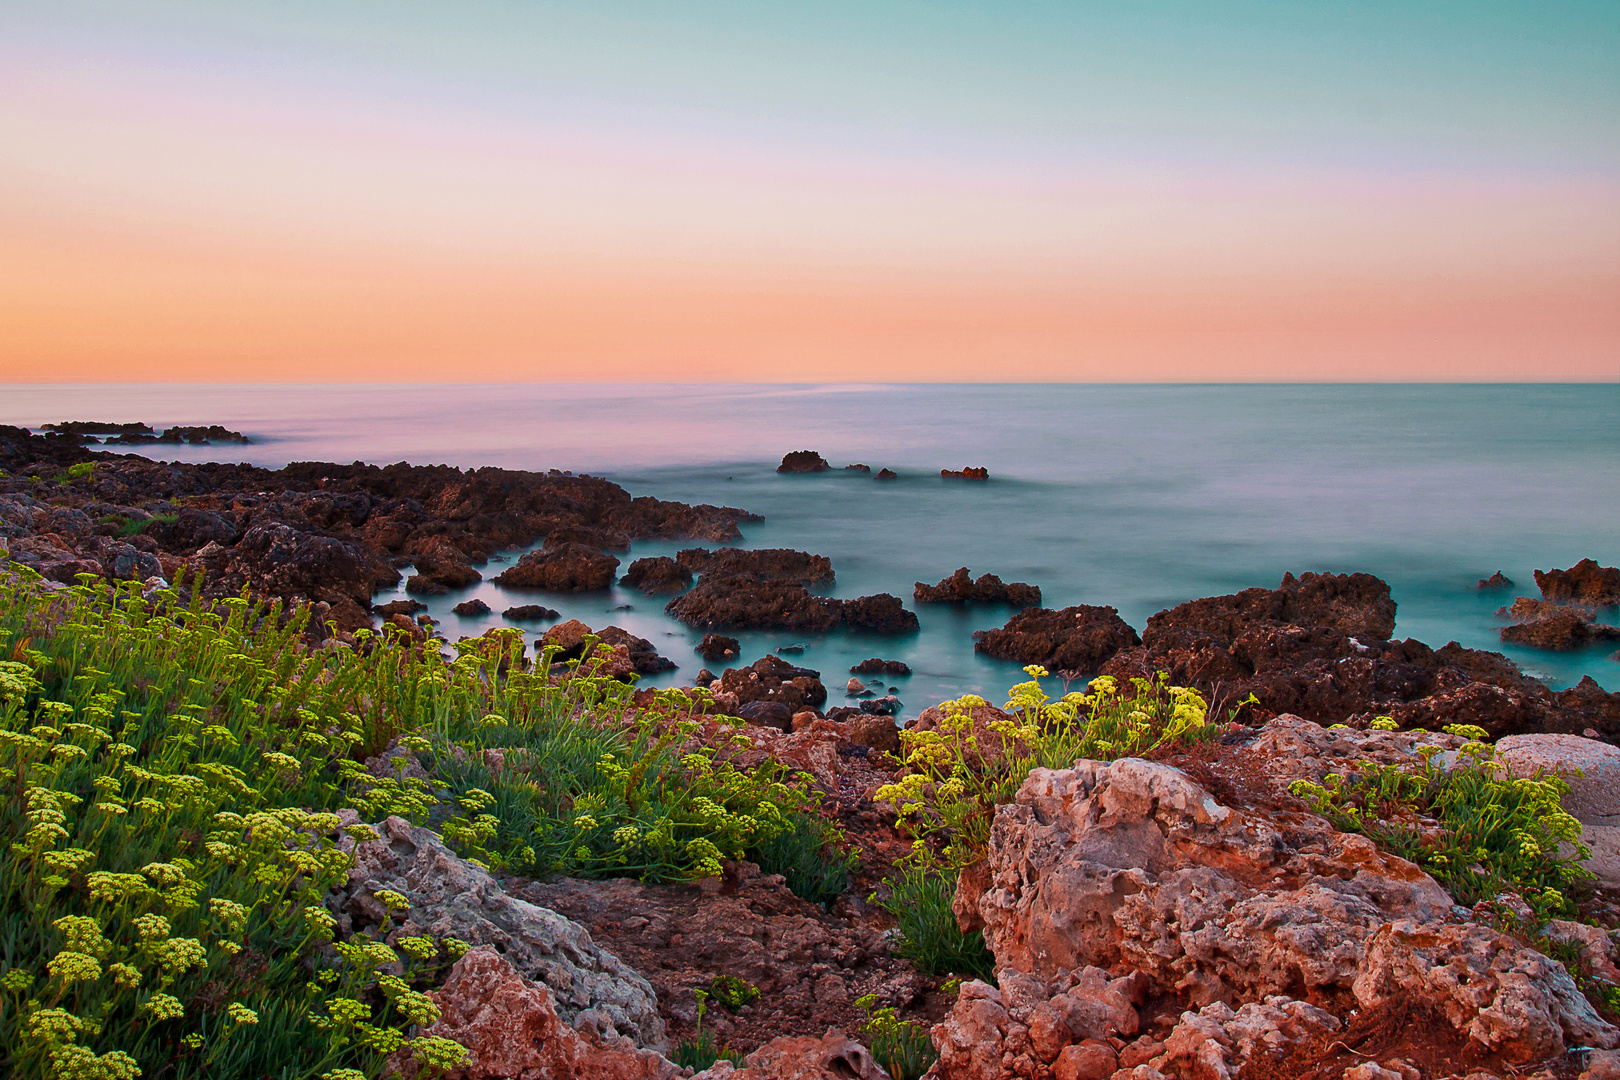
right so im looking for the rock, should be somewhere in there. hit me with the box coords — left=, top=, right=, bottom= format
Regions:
left=850, top=658, right=911, bottom=677
left=875, top=469, right=897, bottom=480
left=676, top=548, right=835, bottom=586
left=974, top=605, right=1141, bottom=673
left=716, top=655, right=828, bottom=715
left=410, top=536, right=482, bottom=589
left=858, top=696, right=900, bottom=716
left=502, top=603, right=559, bottom=621
left=544, top=524, right=634, bottom=552
left=337, top=816, right=665, bottom=1047
left=232, top=521, right=388, bottom=609
left=493, top=543, right=619, bottom=591
left=697, top=634, right=742, bottom=662
left=1051, top=1040, right=1116, bottom=1080
left=844, top=464, right=871, bottom=473
left=941, top=466, right=989, bottom=480
left=777, top=451, right=831, bottom=474
left=846, top=677, right=866, bottom=694
left=1585, top=1048, right=1620, bottom=1080
left=907, top=701, right=1026, bottom=774
left=1501, top=610, right=1620, bottom=650
left=1495, top=733, right=1620, bottom=825
left=541, top=618, right=596, bottom=657
left=693, top=1031, right=886, bottom=1080
left=1536, top=559, right=1620, bottom=607
left=596, top=626, right=678, bottom=674
left=100, top=540, right=163, bottom=582
left=843, top=714, right=899, bottom=756
left=405, top=574, right=451, bottom=595
left=1477, top=571, right=1515, bottom=590
left=915, top=568, right=1041, bottom=607
left=842, top=593, right=919, bottom=634
left=396, top=947, right=678, bottom=1080
left=694, top=668, right=717, bottom=687
left=146, top=507, right=239, bottom=550
left=623, top=556, right=693, bottom=594
left=375, top=598, right=428, bottom=617
left=539, top=620, right=673, bottom=676
left=1152, top=997, right=1340, bottom=1080
left=667, top=579, right=840, bottom=633
left=737, top=701, right=796, bottom=732
left=453, top=598, right=491, bottom=616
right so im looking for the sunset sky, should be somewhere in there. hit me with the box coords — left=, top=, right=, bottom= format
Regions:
left=2, top=1, right=1617, bottom=381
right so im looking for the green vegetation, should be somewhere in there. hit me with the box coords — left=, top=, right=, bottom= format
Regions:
left=872, top=668, right=1221, bottom=979
left=97, top=516, right=177, bottom=540
left=0, top=569, right=853, bottom=1079
left=1288, top=730, right=1590, bottom=919
left=671, top=990, right=744, bottom=1072
left=855, top=994, right=935, bottom=1080
left=705, top=974, right=758, bottom=1013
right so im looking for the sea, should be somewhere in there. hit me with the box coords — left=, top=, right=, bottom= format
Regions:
left=4, top=383, right=1616, bottom=718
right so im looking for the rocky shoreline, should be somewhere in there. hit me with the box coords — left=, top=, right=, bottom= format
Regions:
left=6, top=427, right=1620, bottom=1080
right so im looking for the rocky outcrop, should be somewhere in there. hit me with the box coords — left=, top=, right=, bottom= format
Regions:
left=1536, top=559, right=1620, bottom=608
left=494, top=543, right=619, bottom=591
left=336, top=815, right=665, bottom=1048
left=778, top=451, right=831, bottom=474
left=974, top=605, right=1140, bottom=673
left=452, top=598, right=491, bottom=616
left=842, top=593, right=920, bottom=634
left=1478, top=571, right=1514, bottom=590
left=692, top=1031, right=888, bottom=1080
left=941, top=467, right=989, bottom=480
left=715, top=655, right=828, bottom=716
left=851, top=658, right=911, bottom=677
left=939, top=735, right=1619, bottom=1079
left=540, top=619, right=675, bottom=675
left=875, top=469, right=897, bottom=481
left=409, top=536, right=482, bottom=590
left=697, top=634, right=741, bottom=663
left=398, top=947, right=679, bottom=1080
left=668, top=582, right=917, bottom=635
left=502, top=603, right=559, bottom=621
left=675, top=548, right=835, bottom=586
left=915, top=568, right=1041, bottom=608
left=623, top=556, right=693, bottom=594
left=1501, top=609, right=1620, bottom=650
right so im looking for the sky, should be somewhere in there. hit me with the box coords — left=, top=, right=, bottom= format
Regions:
left=1, top=1, right=1617, bottom=382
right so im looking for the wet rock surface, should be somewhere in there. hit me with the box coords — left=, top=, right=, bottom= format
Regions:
left=915, top=567, right=1041, bottom=608
left=975, top=605, right=1141, bottom=673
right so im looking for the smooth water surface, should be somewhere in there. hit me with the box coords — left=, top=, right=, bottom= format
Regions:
left=4, top=384, right=1616, bottom=715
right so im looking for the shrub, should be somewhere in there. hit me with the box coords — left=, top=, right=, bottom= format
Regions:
left=855, top=993, right=936, bottom=1080
left=671, top=990, right=745, bottom=1071
left=873, top=846, right=994, bottom=981
left=1288, top=740, right=1590, bottom=918
left=748, top=811, right=859, bottom=907
left=706, top=974, right=759, bottom=1012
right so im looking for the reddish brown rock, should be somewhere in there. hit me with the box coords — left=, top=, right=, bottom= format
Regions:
left=395, top=946, right=678, bottom=1080
left=1501, top=610, right=1620, bottom=651
left=410, top=535, right=482, bottom=589
left=874, top=468, right=897, bottom=481
left=941, top=466, right=989, bottom=480
left=675, top=548, right=835, bottom=586
left=494, top=542, right=619, bottom=591
left=973, top=605, right=1140, bottom=673
left=778, top=451, right=831, bottom=474
left=716, top=655, right=828, bottom=713
left=692, top=1030, right=887, bottom=1079
left=1536, top=559, right=1620, bottom=607
left=623, top=556, right=693, bottom=594
left=697, top=634, right=741, bottom=663
left=915, top=567, right=1041, bottom=608
left=1477, top=571, right=1514, bottom=590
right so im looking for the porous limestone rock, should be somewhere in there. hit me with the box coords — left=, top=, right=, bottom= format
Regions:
left=692, top=1030, right=888, bottom=1080
left=336, top=815, right=665, bottom=1048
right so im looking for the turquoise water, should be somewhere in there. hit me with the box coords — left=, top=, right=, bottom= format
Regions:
left=5, top=383, right=1617, bottom=715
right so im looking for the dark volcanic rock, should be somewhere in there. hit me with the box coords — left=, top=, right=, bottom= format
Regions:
left=975, top=605, right=1142, bottom=673
left=501, top=604, right=559, bottom=622
left=675, top=547, right=834, bottom=586
left=1477, top=571, right=1514, bottom=591
left=716, top=655, right=828, bottom=715
left=1148, top=571, right=1398, bottom=645
left=404, top=575, right=450, bottom=596
left=777, top=450, right=830, bottom=474
left=1502, top=611, right=1620, bottom=651
left=940, top=466, right=988, bottom=480
left=146, top=508, right=239, bottom=551
left=543, top=525, right=633, bottom=553
left=875, top=468, right=897, bottom=480
left=850, top=658, right=911, bottom=677
left=453, top=598, right=492, bottom=617
left=493, top=543, right=618, bottom=591
left=409, top=536, right=482, bottom=589
left=914, top=567, right=1040, bottom=607
left=736, top=701, right=795, bottom=731
left=44, top=421, right=155, bottom=439
left=622, top=556, right=693, bottom=594
left=1536, top=559, right=1620, bottom=607
left=696, top=633, right=741, bottom=663
left=841, top=593, right=920, bottom=634
left=668, top=578, right=842, bottom=633
left=374, top=599, right=427, bottom=617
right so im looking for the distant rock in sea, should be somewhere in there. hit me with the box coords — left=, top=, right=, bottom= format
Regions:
left=915, top=567, right=1040, bottom=608
left=941, top=466, right=988, bottom=480
left=777, top=450, right=830, bottom=473
left=1477, top=571, right=1514, bottom=590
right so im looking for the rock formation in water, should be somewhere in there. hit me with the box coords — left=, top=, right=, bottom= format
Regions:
left=915, top=567, right=1041, bottom=607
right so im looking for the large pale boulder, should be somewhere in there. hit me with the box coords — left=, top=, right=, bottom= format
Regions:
left=1495, top=733, right=1620, bottom=826
left=337, top=815, right=665, bottom=1048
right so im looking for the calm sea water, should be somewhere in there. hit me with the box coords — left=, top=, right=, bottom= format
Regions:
left=4, top=384, right=1617, bottom=715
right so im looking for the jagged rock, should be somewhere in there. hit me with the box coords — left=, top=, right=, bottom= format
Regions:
left=538, top=620, right=672, bottom=676
left=669, top=578, right=843, bottom=632
left=1501, top=610, right=1620, bottom=650
left=941, top=466, right=989, bottom=480
left=697, top=633, right=742, bottom=662
left=692, top=1030, right=886, bottom=1079
left=843, top=714, right=899, bottom=756
left=375, top=598, right=427, bottom=617
left=494, top=543, right=619, bottom=591
left=452, top=598, right=491, bottom=616
left=394, top=947, right=678, bottom=1080
left=875, top=469, right=897, bottom=480
left=336, top=816, right=665, bottom=1048
left=410, top=536, right=482, bottom=589
left=777, top=451, right=831, bottom=474
left=623, top=556, right=693, bottom=594
left=405, top=574, right=450, bottom=596
left=915, top=567, right=1040, bottom=607
left=676, top=548, right=835, bottom=585
left=842, top=593, right=919, bottom=634
left=1477, top=571, right=1514, bottom=591
left=1150, top=997, right=1340, bottom=1080
left=1536, top=559, right=1620, bottom=607
left=974, top=605, right=1140, bottom=673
